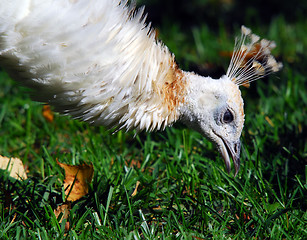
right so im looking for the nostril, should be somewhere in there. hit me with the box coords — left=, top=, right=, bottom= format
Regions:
left=234, top=142, right=240, bottom=153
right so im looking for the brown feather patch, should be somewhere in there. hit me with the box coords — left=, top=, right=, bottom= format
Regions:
left=161, top=62, right=186, bottom=112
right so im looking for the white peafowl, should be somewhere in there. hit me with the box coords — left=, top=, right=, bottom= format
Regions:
left=0, top=0, right=282, bottom=175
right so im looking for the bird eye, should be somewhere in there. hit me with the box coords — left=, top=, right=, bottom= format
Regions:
left=223, top=109, right=234, bottom=124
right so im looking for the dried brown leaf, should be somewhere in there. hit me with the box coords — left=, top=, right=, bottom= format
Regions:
left=131, top=181, right=140, bottom=197
left=0, top=155, right=27, bottom=180
left=42, top=105, right=54, bottom=122
left=57, top=160, right=94, bottom=201
left=54, top=202, right=71, bottom=222
left=54, top=201, right=71, bottom=231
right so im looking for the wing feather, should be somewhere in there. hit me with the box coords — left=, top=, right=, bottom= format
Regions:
left=0, top=0, right=187, bottom=131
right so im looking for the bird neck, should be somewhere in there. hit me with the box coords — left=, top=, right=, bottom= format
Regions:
left=134, top=61, right=189, bottom=132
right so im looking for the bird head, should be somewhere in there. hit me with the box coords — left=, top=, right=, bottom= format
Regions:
left=179, top=26, right=282, bottom=176
left=180, top=74, right=244, bottom=176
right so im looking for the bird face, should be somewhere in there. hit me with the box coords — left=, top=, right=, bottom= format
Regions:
left=177, top=26, right=282, bottom=176
left=180, top=74, right=244, bottom=176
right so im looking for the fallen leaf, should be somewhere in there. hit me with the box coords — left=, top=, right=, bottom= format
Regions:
left=0, top=155, right=27, bottom=180
left=125, top=158, right=141, bottom=168
left=57, top=160, right=94, bottom=201
left=131, top=181, right=140, bottom=197
left=42, top=105, right=54, bottom=122
left=54, top=202, right=71, bottom=231
left=265, top=116, right=275, bottom=127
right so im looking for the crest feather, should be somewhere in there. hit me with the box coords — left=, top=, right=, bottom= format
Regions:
left=226, top=26, right=282, bottom=86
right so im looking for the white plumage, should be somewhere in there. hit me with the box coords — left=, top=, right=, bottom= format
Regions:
left=0, top=0, right=282, bottom=175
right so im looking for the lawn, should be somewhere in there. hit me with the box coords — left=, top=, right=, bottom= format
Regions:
left=0, top=0, right=306, bottom=239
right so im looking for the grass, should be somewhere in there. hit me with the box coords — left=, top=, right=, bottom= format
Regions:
left=0, top=0, right=306, bottom=239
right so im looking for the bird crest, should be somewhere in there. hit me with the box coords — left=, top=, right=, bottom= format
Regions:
left=226, top=26, right=282, bottom=87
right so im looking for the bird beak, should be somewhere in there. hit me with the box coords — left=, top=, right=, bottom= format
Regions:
left=219, top=138, right=241, bottom=176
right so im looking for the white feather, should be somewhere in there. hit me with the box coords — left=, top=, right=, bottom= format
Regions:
left=0, top=0, right=182, bottom=131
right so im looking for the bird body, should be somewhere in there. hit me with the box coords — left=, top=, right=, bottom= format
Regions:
left=0, top=0, right=282, bottom=175
left=0, top=0, right=183, bottom=132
